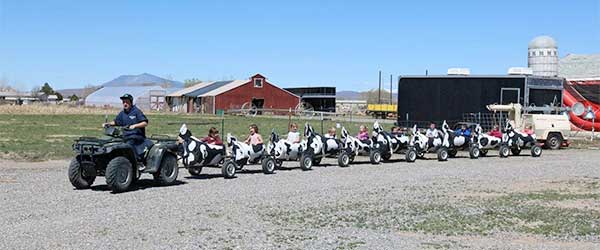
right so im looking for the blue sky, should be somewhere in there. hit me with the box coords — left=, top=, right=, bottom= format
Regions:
left=0, top=0, right=598, bottom=91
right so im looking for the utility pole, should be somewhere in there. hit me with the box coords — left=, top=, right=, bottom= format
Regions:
left=378, top=70, right=382, bottom=104
left=389, top=74, right=393, bottom=104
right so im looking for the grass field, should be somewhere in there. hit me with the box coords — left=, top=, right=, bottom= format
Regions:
left=0, top=112, right=365, bottom=161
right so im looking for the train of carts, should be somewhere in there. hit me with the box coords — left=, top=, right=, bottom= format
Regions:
left=69, top=120, right=543, bottom=192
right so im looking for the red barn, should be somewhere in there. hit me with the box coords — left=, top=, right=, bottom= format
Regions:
left=167, top=74, right=300, bottom=114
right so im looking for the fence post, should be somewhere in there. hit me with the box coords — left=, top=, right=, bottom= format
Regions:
left=320, top=112, right=324, bottom=135
left=221, top=118, right=225, bottom=137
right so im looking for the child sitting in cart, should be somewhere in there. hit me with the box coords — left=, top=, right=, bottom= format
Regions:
left=523, top=125, right=534, bottom=135
left=201, top=127, right=223, bottom=145
left=287, top=123, right=301, bottom=144
left=245, top=124, right=264, bottom=151
left=325, top=127, right=337, bottom=139
left=357, top=125, right=369, bottom=143
left=488, top=125, right=502, bottom=138
left=391, top=126, right=401, bottom=136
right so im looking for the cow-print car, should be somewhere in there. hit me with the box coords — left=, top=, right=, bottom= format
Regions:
left=370, top=121, right=416, bottom=163
left=411, top=124, right=450, bottom=161
left=226, top=133, right=275, bottom=175
left=338, top=126, right=373, bottom=167
left=177, top=124, right=233, bottom=178
left=442, top=121, right=481, bottom=159
left=472, top=124, right=502, bottom=157
left=499, top=121, right=542, bottom=158
left=264, top=129, right=304, bottom=169
left=299, top=123, right=341, bottom=170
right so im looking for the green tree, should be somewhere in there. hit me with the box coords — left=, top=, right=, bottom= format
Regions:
left=69, top=94, right=79, bottom=101
left=40, top=82, right=55, bottom=95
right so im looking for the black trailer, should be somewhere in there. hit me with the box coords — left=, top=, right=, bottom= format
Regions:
left=396, top=75, right=564, bottom=127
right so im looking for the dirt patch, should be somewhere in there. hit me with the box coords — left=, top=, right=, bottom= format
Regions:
left=502, top=177, right=600, bottom=193
left=542, top=199, right=600, bottom=212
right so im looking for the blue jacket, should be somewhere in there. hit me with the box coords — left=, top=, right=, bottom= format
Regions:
left=454, top=128, right=471, bottom=137
left=114, top=105, right=148, bottom=139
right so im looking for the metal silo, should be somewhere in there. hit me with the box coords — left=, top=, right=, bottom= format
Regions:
left=527, top=36, right=559, bottom=77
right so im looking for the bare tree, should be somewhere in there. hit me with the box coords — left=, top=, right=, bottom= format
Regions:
left=184, top=78, right=202, bottom=88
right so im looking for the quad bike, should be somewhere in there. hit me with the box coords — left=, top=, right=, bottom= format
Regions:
left=338, top=126, right=374, bottom=167
left=69, top=125, right=179, bottom=193
left=369, top=121, right=416, bottom=164
left=410, top=124, right=450, bottom=161
left=226, top=133, right=274, bottom=175
left=299, top=123, right=341, bottom=170
left=264, top=129, right=304, bottom=169
left=472, top=124, right=502, bottom=157
left=499, top=121, right=543, bottom=158
left=177, top=124, right=232, bottom=178
left=441, top=121, right=481, bottom=159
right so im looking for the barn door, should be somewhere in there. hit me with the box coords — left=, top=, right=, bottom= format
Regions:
left=500, top=88, right=520, bottom=105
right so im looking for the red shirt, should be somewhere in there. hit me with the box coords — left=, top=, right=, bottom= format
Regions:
left=201, top=135, right=223, bottom=145
left=488, top=130, right=502, bottom=138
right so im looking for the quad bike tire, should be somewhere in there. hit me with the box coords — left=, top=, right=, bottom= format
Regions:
left=261, top=157, right=276, bottom=174
left=369, top=149, right=381, bottom=164
left=68, top=158, right=96, bottom=189
left=106, top=156, right=134, bottom=193
left=405, top=148, right=417, bottom=163
left=499, top=145, right=510, bottom=158
left=300, top=153, right=313, bottom=171
left=188, top=166, right=203, bottom=176
left=469, top=146, right=480, bottom=159
left=437, top=147, right=449, bottom=162
left=531, top=145, right=542, bottom=157
left=154, top=153, right=179, bottom=186
left=337, top=151, right=351, bottom=168
left=222, top=159, right=237, bottom=179
left=511, top=148, right=521, bottom=156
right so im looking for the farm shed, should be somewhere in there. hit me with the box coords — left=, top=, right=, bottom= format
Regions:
left=397, top=75, right=565, bottom=125
left=167, top=74, right=300, bottom=114
left=284, top=87, right=336, bottom=112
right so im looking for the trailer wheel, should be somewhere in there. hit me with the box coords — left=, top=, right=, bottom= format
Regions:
left=437, top=147, right=448, bottom=161
left=469, top=146, right=480, bottom=159
left=369, top=150, right=381, bottom=164
left=261, top=157, right=276, bottom=174
left=499, top=145, right=510, bottom=158
left=405, top=149, right=417, bottom=163
left=300, top=153, right=313, bottom=171
left=544, top=133, right=562, bottom=150
left=222, top=160, right=237, bottom=179
left=337, top=151, right=351, bottom=167
left=531, top=145, right=542, bottom=157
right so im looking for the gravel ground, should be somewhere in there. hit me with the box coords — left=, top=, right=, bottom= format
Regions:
left=1, top=150, right=599, bottom=249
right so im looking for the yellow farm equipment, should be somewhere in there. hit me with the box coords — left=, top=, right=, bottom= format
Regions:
left=366, top=104, right=397, bottom=119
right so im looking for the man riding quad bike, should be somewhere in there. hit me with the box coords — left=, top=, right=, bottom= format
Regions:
left=68, top=94, right=179, bottom=193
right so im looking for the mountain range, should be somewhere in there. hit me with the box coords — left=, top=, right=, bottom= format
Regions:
left=102, top=73, right=183, bottom=88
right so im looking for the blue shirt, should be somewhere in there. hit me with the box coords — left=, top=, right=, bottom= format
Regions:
left=114, top=105, right=148, bottom=139
left=454, top=128, right=471, bottom=137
